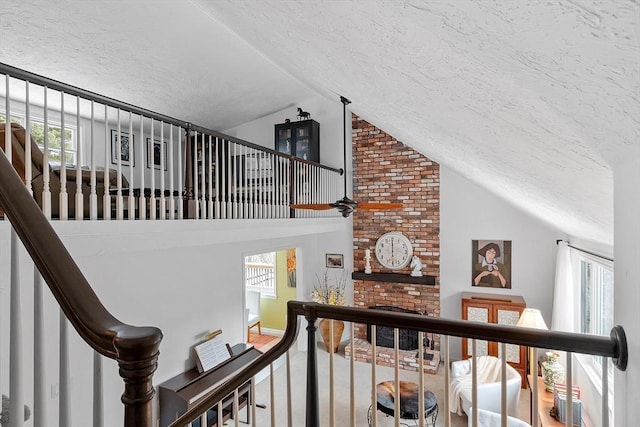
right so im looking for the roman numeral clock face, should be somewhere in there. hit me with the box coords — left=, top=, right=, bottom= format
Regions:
left=374, top=232, right=413, bottom=270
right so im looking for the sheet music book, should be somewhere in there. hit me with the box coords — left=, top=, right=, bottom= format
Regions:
left=194, top=335, right=232, bottom=373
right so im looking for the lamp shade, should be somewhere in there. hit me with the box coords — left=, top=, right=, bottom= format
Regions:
left=517, top=308, right=548, bottom=330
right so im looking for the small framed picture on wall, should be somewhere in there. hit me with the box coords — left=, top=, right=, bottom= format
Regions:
left=326, top=253, right=344, bottom=269
left=111, top=130, right=134, bottom=166
left=146, top=138, right=167, bottom=170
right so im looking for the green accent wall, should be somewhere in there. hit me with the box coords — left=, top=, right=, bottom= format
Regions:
left=260, top=250, right=296, bottom=331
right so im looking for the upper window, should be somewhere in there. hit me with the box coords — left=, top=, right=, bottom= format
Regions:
left=1, top=114, right=77, bottom=165
left=245, top=252, right=276, bottom=297
left=575, top=250, right=614, bottom=412
left=579, top=255, right=614, bottom=337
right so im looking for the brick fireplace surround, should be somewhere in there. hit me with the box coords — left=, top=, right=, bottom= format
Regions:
left=345, top=116, right=441, bottom=374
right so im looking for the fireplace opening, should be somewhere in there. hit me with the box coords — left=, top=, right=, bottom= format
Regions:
left=366, top=305, right=423, bottom=350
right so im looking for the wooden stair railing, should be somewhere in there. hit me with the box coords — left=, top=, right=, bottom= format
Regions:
left=1, top=136, right=163, bottom=425
left=169, top=301, right=628, bottom=427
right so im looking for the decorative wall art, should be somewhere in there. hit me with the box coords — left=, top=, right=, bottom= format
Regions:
left=286, top=248, right=296, bottom=288
left=146, top=138, right=167, bottom=170
left=110, top=130, right=134, bottom=166
left=326, top=253, right=344, bottom=269
left=472, top=240, right=512, bottom=289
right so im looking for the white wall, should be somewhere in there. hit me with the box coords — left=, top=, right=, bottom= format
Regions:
left=613, top=156, right=640, bottom=427
left=0, top=217, right=351, bottom=426
left=224, top=94, right=346, bottom=171
left=440, top=165, right=563, bottom=359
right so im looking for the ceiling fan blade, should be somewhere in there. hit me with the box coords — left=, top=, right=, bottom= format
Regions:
left=290, top=203, right=335, bottom=211
left=357, top=202, right=404, bottom=210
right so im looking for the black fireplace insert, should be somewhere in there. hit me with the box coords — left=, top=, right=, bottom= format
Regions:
left=366, top=305, right=423, bottom=350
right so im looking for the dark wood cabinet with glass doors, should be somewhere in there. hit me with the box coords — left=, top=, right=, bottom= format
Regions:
left=274, top=119, right=320, bottom=162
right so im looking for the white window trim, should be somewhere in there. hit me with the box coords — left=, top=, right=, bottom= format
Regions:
left=572, top=249, right=614, bottom=420
left=244, top=253, right=277, bottom=299
left=2, top=110, right=80, bottom=166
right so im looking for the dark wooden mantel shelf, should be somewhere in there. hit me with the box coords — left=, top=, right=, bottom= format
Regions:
left=351, top=271, right=437, bottom=286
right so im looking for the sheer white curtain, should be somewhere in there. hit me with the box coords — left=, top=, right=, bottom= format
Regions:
left=551, top=241, right=576, bottom=332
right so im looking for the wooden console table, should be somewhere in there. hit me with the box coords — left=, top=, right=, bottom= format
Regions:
left=528, top=375, right=591, bottom=427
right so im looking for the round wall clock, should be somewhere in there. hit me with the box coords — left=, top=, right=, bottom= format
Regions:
left=374, top=232, right=414, bottom=270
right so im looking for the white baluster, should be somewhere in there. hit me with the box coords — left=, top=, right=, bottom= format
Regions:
left=444, top=335, right=451, bottom=427
left=329, top=319, right=335, bottom=427
left=89, top=101, right=98, bottom=220
left=200, top=133, right=206, bottom=219
left=42, top=88, right=52, bottom=219
left=127, top=113, right=135, bottom=220
left=419, top=331, right=425, bottom=427
left=115, top=110, right=124, bottom=220
left=214, top=137, right=220, bottom=219
left=138, top=117, right=146, bottom=220
left=371, top=325, right=377, bottom=427
left=227, top=140, right=232, bottom=219
left=4, top=76, right=10, bottom=165
left=394, top=328, right=400, bottom=427
left=149, top=118, right=156, bottom=220
left=286, top=351, right=292, bottom=427
left=249, top=375, right=256, bottom=427
left=207, top=135, right=213, bottom=219
left=192, top=131, right=199, bottom=220
left=168, top=125, right=175, bottom=220
left=59, top=92, right=69, bottom=220
left=532, top=347, right=540, bottom=427
left=243, top=146, right=249, bottom=219
left=159, top=122, right=166, bottom=220
left=102, top=106, right=110, bottom=220
left=602, top=357, right=609, bottom=427
left=93, top=352, right=103, bottom=427
left=471, top=339, right=478, bottom=427
left=501, top=343, right=507, bottom=427
left=25, top=82, right=33, bottom=196
left=270, top=363, right=276, bottom=427
left=33, top=270, right=47, bottom=427
left=350, top=322, right=356, bottom=426
left=566, top=353, right=573, bottom=427
left=59, top=312, right=71, bottom=426
left=9, top=228, right=25, bottom=427
left=220, top=139, right=227, bottom=219
left=233, top=388, right=239, bottom=427
left=233, top=142, right=239, bottom=219
left=75, top=96, right=83, bottom=220
left=177, top=126, right=184, bottom=220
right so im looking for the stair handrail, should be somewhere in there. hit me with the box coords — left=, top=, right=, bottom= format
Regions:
left=0, top=147, right=162, bottom=426
left=169, top=301, right=627, bottom=427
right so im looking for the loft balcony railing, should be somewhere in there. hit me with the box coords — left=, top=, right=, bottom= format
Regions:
left=0, top=63, right=342, bottom=221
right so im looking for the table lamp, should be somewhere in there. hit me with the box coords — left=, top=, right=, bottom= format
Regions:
left=517, top=308, right=547, bottom=426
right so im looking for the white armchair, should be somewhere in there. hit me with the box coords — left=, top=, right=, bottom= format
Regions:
left=450, top=356, right=522, bottom=418
left=246, top=290, right=262, bottom=342
left=467, top=408, right=531, bottom=427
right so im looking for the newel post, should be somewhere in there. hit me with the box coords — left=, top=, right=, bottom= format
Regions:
left=114, top=326, right=163, bottom=427
left=305, top=307, right=319, bottom=427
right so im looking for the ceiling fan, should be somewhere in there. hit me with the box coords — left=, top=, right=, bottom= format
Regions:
left=290, top=96, right=404, bottom=218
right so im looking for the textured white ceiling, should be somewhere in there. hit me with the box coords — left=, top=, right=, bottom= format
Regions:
left=1, top=0, right=638, bottom=245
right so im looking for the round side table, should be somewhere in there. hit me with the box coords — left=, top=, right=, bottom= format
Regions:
left=367, top=380, right=438, bottom=427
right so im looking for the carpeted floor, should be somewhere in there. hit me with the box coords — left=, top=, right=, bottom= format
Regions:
left=251, top=341, right=531, bottom=426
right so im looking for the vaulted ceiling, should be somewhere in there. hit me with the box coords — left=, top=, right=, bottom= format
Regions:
left=1, top=0, right=638, bottom=245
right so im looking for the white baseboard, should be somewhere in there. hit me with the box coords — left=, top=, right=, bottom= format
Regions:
left=260, top=327, right=284, bottom=336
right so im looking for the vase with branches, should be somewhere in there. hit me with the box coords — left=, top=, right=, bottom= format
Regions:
left=311, top=269, right=348, bottom=353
